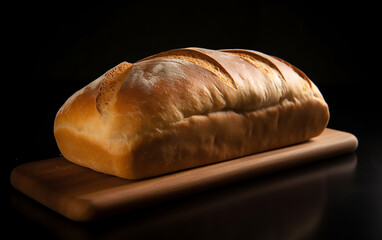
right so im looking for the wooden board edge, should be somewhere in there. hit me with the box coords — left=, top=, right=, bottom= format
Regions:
left=10, top=128, right=358, bottom=221
left=10, top=166, right=98, bottom=222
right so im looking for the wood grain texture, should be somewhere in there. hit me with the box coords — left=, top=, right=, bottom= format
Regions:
left=11, top=128, right=357, bottom=221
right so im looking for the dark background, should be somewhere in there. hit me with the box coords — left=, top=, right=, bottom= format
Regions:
left=8, top=1, right=382, bottom=239
left=10, top=1, right=378, bottom=166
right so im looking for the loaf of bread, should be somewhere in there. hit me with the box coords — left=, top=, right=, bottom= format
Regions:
left=54, top=48, right=329, bottom=179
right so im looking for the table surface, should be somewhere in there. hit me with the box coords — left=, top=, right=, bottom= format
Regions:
left=8, top=112, right=382, bottom=240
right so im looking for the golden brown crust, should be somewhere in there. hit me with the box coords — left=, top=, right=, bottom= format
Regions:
left=54, top=48, right=329, bottom=179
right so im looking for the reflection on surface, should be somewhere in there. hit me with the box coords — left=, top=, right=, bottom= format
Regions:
left=11, top=154, right=357, bottom=239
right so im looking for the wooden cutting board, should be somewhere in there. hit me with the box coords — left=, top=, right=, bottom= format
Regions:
left=11, top=128, right=358, bottom=222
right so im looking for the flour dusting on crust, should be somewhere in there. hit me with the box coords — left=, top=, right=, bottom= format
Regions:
left=127, top=59, right=190, bottom=93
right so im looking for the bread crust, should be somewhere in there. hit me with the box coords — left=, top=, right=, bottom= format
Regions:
left=54, top=48, right=329, bottom=179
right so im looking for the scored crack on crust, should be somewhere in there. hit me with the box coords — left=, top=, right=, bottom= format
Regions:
left=54, top=47, right=329, bottom=179
left=221, top=49, right=287, bottom=84
left=139, top=48, right=238, bottom=89
left=96, top=62, right=133, bottom=115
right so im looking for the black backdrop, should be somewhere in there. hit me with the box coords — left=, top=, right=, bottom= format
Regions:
left=10, top=1, right=379, bottom=174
